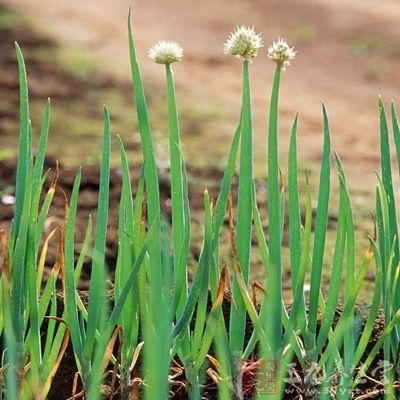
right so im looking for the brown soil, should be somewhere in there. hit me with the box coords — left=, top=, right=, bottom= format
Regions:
left=0, top=156, right=345, bottom=290
left=0, top=155, right=388, bottom=398
left=46, top=293, right=390, bottom=400
left=0, top=157, right=231, bottom=287
left=0, top=2, right=137, bottom=165
left=4, top=0, right=400, bottom=210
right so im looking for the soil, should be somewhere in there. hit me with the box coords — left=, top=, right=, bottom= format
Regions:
left=0, top=155, right=347, bottom=291
left=0, top=155, right=389, bottom=398
left=0, top=157, right=232, bottom=288
left=47, top=293, right=390, bottom=400
left=0, top=2, right=138, bottom=165
left=4, top=0, right=400, bottom=209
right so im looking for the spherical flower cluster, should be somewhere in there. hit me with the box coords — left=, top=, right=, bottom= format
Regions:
left=224, top=26, right=263, bottom=60
left=267, top=38, right=296, bottom=70
left=148, top=40, right=183, bottom=65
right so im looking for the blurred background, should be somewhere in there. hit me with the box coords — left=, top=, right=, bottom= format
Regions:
left=1, top=0, right=400, bottom=291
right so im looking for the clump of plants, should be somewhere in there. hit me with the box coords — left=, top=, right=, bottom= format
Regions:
left=1, top=13, right=400, bottom=400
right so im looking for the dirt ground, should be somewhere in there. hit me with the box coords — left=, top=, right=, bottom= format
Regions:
left=3, top=0, right=400, bottom=209
left=1, top=0, right=393, bottom=295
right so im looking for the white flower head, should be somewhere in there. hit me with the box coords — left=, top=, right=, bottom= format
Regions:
left=267, top=38, right=296, bottom=70
left=148, top=40, right=183, bottom=65
left=224, top=26, right=263, bottom=60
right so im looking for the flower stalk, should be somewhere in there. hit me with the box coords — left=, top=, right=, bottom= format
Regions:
left=223, top=27, right=262, bottom=391
left=165, top=61, right=188, bottom=313
left=265, top=63, right=283, bottom=360
left=263, top=39, right=295, bottom=361
left=229, top=58, right=254, bottom=357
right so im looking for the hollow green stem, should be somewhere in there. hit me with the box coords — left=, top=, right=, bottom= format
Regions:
left=229, top=59, right=253, bottom=357
left=165, top=64, right=187, bottom=311
left=265, top=65, right=282, bottom=357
